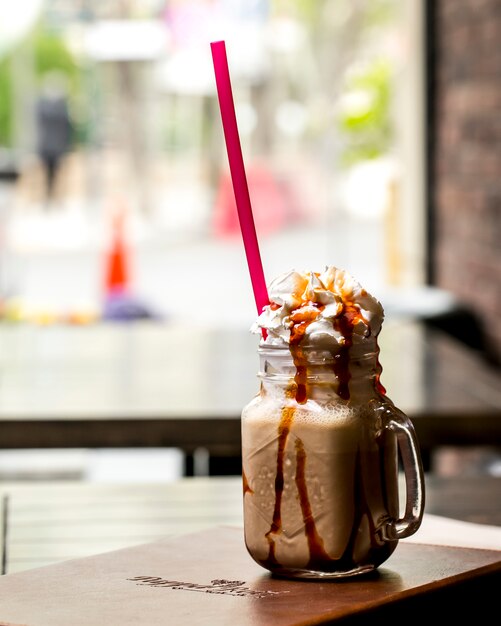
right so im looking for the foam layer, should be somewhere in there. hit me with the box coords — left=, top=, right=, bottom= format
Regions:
left=243, top=394, right=365, bottom=428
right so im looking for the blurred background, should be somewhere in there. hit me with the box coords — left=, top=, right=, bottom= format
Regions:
left=0, top=0, right=426, bottom=325
left=0, top=0, right=499, bottom=482
left=0, top=0, right=500, bottom=575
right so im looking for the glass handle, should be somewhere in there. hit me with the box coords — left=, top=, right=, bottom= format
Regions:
left=386, top=409, right=425, bottom=539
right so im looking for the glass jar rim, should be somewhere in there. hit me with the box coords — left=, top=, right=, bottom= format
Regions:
left=257, top=340, right=380, bottom=360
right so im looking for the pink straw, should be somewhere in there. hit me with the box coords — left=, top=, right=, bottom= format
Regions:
left=210, top=40, right=269, bottom=324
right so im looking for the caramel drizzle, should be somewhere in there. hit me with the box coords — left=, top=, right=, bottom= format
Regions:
left=262, top=296, right=386, bottom=568
left=294, top=438, right=331, bottom=564
left=332, top=302, right=364, bottom=401
left=264, top=406, right=295, bottom=565
left=289, top=302, right=323, bottom=404
left=242, top=469, right=253, bottom=496
left=375, top=345, right=387, bottom=396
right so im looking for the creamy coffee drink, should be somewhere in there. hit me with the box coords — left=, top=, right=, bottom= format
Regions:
left=241, top=267, right=424, bottom=578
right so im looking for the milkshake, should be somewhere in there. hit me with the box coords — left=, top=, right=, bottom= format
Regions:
left=242, top=267, right=424, bottom=578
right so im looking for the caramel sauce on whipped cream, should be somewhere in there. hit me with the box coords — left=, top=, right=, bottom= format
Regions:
left=248, top=267, right=390, bottom=571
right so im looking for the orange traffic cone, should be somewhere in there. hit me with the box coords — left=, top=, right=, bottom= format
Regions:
left=104, top=207, right=129, bottom=297
left=101, top=200, right=158, bottom=321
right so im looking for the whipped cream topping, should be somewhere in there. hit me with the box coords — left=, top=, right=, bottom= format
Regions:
left=253, top=266, right=384, bottom=348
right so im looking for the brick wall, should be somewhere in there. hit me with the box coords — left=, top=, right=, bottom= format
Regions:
left=430, top=0, right=501, bottom=360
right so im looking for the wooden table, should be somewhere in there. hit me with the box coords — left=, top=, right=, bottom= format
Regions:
left=0, top=319, right=500, bottom=471
left=1, top=474, right=500, bottom=575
